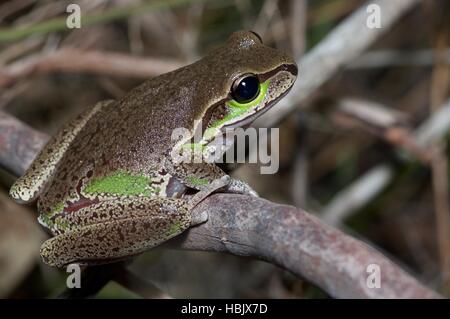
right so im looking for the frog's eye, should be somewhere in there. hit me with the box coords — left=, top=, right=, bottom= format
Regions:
left=230, top=74, right=260, bottom=104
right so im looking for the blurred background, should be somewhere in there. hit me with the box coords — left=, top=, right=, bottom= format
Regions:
left=0, top=0, right=449, bottom=298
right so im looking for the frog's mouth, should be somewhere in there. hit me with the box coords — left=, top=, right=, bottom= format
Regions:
left=222, top=84, right=293, bottom=130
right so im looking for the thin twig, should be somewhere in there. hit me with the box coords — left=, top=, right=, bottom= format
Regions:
left=289, top=0, right=307, bottom=59
left=254, top=0, right=421, bottom=128
left=347, top=49, right=450, bottom=69
left=428, top=6, right=450, bottom=291
left=332, top=98, right=431, bottom=163
left=0, top=111, right=48, bottom=176
left=248, top=0, right=420, bottom=165
left=322, top=164, right=394, bottom=226
left=290, top=0, right=309, bottom=207
left=252, top=0, right=279, bottom=40
left=321, top=98, right=450, bottom=225
left=0, top=0, right=36, bottom=22
left=0, top=0, right=213, bottom=43
left=0, top=49, right=184, bottom=88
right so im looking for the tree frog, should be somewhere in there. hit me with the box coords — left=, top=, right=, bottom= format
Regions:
left=9, top=31, right=298, bottom=268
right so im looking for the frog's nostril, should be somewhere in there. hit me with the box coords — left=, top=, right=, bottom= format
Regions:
left=282, top=63, right=298, bottom=76
left=248, top=30, right=263, bottom=44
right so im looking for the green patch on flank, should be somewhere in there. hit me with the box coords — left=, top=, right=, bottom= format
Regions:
left=54, top=217, right=70, bottom=231
left=181, top=143, right=205, bottom=152
left=211, top=80, right=269, bottom=129
left=187, top=176, right=209, bottom=186
left=40, top=201, right=65, bottom=228
left=168, top=221, right=183, bottom=236
left=52, top=201, right=65, bottom=214
left=39, top=213, right=53, bottom=228
left=84, top=170, right=153, bottom=196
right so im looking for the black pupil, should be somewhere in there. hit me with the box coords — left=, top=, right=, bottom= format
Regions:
left=232, top=75, right=260, bottom=103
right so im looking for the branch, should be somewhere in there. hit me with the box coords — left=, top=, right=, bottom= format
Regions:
left=247, top=0, right=420, bottom=168
left=0, top=111, right=441, bottom=298
left=172, top=193, right=440, bottom=298
left=0, top=49, right=184, bottom=88
left=0, top=111, right=48, bottom=176
left=0, top=0, right=212, bottom=43
left=322, top=98, right=450, bottom=225
left=332, top=98, right=430, bottom=163
left=347, top=49, right=450, bottom=69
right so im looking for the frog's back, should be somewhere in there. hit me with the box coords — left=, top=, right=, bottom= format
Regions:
left=38, top=68, right=200, bottom=213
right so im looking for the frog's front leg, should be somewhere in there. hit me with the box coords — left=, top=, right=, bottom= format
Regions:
left=40, top=197, right=193, bottom=268
left=166, top=161, right=258, bottom=197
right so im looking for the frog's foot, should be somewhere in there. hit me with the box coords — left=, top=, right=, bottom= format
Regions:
left=188, top=176, right=258, bottom=225
left=165, top=161, right=227, bottom=191
left=188, top=175, right=230, bottom=211
left=225, top=178, right=259, bottom=197
left=39, top=197, right=191, bottom=268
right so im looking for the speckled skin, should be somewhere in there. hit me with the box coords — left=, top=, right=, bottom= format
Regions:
left=10, top=31, right=297, bottom=267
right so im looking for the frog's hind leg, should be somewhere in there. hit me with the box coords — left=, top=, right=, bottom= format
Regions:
left=40, top=197, right=191, bottom=268
left=10, top=100, right=113, bottom=203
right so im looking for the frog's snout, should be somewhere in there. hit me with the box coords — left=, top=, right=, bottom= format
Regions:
left=281, top=63, right=298, bottom=76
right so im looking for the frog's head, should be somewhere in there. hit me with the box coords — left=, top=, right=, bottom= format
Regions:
left=189, top=30, right=298, bottom=144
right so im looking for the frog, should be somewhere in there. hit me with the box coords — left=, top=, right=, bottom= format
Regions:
left=9, top=31, right=298, bottom=268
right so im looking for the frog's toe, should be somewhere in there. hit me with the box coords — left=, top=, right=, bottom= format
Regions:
left=9, top=182, right=36, bottom=204
left=216, top=175, right=231, bottom=188
left=226, top=178, right=258, bottom=197
left=190, top=210, right=208, bottom=225
left=40, top=238, right=64, bottom=268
